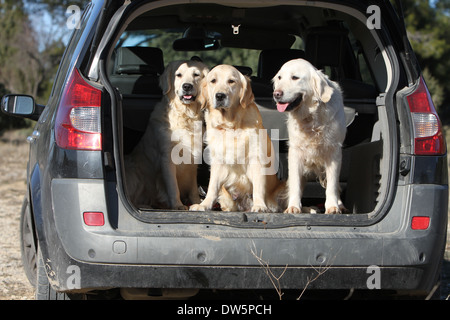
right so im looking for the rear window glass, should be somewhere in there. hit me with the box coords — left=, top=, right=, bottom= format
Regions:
left=115, top=29, right=304, bottom=77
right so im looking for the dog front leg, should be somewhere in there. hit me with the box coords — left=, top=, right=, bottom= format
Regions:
left=285, top=147, right=304, bottom=214
left=189, top=164, right=224, bottom=211
left=188, top=170, right=201, bottom=205
left=161, top=159, right=186, bottom=210
left=324, top=153, right=346, bottom=214
left=247, top=164, right=269, bottom=212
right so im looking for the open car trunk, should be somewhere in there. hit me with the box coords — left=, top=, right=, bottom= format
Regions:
left=101, top=1, right=400, bottom=228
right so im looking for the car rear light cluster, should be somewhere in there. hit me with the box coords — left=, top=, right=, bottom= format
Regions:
left=406, top=77, right=446, bottom=155
left=55, top=69, right=102, bottom=151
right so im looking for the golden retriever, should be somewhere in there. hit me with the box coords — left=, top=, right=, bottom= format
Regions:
left=189, top=64, right=284, bottom=213
left=272, top=58, right=347, bottom=214
left=125, top=60, right=209, bottom=209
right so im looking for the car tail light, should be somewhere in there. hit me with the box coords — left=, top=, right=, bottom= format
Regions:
left=55, top=69, right=102, bottom=150
left=411, top=216, right=430, bottom=230
left=406, top=77, right=446, bottom=155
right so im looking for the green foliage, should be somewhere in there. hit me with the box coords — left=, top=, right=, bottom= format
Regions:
left=0, top=0, right=66, bottom=131
left=0, top=2, right=25, bottom=66
left=423, top=68, right=444, bottom=109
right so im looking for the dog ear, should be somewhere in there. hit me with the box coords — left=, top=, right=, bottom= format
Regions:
left=197, top=78, right=209, bottom=110
left=312, top=70, right=333, bottom=103
left=202, top=66, right=210, bottom=79
left=239, top=73, right=255, bottom=108
left=159, top=62, right=175, bottom=95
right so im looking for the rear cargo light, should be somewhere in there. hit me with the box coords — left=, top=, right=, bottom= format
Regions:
left=406, top=77, right=446, bottom=155
left=411, top=216, right=430, bottom=230
left=55, top=69, right=102, bottom=150
left=83, top=212, right=105, bottom=226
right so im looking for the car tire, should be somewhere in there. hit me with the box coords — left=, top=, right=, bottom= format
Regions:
left=35, top=247, right=74, bottom=300
left=20, top=197, right=37, bottom=287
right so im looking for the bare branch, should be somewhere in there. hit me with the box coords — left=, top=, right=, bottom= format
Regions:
left=250, top=242, right=288, bottom=300
left=297, top=249, right=340, bottom=300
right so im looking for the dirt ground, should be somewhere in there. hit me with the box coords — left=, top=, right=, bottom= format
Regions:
left=0, top=133, right=35, bottom=300
left=0, top=131, right=449, bottom=300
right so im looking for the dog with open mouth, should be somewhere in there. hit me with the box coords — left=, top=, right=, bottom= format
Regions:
left=273, top=58, right=347, bottom=214
left=125, top=60, right=209, bottom=209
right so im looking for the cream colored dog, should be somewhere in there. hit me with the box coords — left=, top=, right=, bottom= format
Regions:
left=125, top=60, right=209, bottom=209
left=273, top=58, right=347, bottom=214
left=190, top=65, right=284, bottom=212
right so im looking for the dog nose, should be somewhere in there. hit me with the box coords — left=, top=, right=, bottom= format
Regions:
left=182, top=83, right=193, bottom=92
left=273, top=90, right=283, bottom=99
left=215, top=93, right=226, bottom=101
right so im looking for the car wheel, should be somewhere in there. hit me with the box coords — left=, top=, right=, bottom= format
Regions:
left=35, top=247, right=83, bottom=300
left=20, top=197, right=37, bottom=287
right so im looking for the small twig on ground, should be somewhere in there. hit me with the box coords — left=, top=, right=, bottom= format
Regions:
left=250, top=242, right=288, bottom=300
left=297, top=249, right=340, bottom=300
left=297, top=263, right=332, bottom=300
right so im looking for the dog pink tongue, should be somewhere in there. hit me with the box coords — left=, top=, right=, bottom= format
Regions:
left=184, top=95, right=192, bottom=100
left=277, top=103, right=289, bottom=112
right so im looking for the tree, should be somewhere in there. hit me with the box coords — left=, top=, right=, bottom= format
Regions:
left=0, top=1, right=27, bottom=93
left=0, top=0, right=67, bottom=132
left=0, top=0, right=68, bottom=102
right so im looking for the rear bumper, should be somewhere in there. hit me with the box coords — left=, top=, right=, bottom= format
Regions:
left=39, top=179, right=447, bottom=293
left=47, top=258, right=435, bottom=292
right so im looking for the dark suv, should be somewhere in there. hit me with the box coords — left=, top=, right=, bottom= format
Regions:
left=1, top=0, right=448, bottom=300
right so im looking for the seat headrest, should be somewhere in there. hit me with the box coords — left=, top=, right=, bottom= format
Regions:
left=114, top=47, right=164, bottom=75
left=257, top=49, right=305, bottom=81
left=305, top=27, right=348, bottom=69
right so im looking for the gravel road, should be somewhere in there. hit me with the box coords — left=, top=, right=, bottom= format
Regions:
left=0, top=133, right=448, bottom=300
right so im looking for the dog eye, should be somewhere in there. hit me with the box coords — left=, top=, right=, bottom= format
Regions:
left=210, top=79, right=216, bottom=84
left=175, top=73, right=182, bottom=78
left=228, top=79, right=235, bottom=84
left=194, top=73, right=200, bottom=77
left=277, top=76, right=281, bottom=80
left=291, top=76, right=299, bottom=80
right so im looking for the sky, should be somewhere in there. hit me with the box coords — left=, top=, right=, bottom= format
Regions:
left=28, top=4, right=77, bottom=50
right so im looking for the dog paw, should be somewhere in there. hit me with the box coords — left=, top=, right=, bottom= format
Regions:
left=284, top=206, right=301, bottom=214
left=325, top=206, right=342, bottom=214
left=189, top=204, right=206, bottom=211
left=251, top=205, right=269, bottom=213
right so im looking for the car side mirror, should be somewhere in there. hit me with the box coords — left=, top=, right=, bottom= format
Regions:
left=1, top=94, right=44, bottom=121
